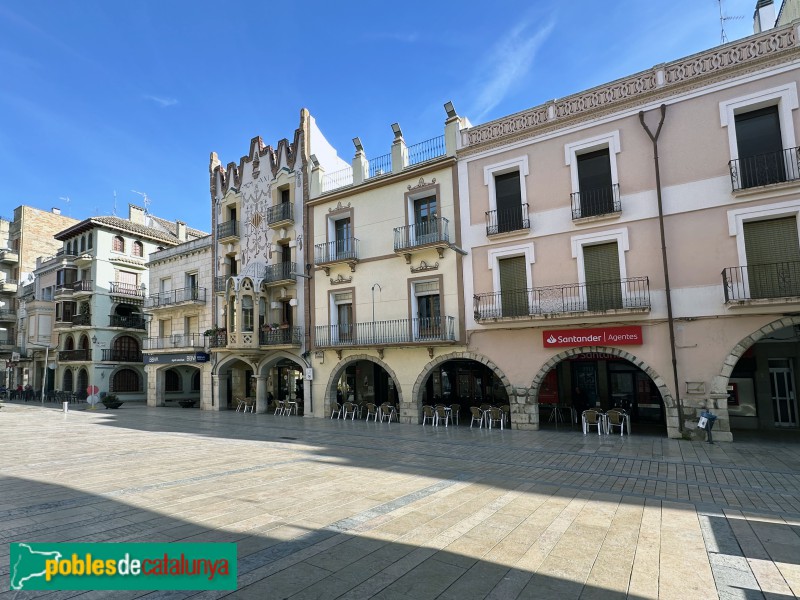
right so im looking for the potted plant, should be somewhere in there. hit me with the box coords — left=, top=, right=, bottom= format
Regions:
left=101, top=394, right=124, bottom=409
left=271, top=323, right=280, bottom=331
left=178, top=399, right=198, bottom=408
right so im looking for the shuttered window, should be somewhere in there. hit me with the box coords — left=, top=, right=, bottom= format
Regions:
left=584, top=242, right=622, bottom=311
left=498, top=256, right=528, bottom=317
left=735, top=106, right=785, bottom=188
left=744, top=217, right=800, bottom=298
left=577, top=148, right=615, bottom=217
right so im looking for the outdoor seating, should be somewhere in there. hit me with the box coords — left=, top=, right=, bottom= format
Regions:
left=469, top=406, right=483, bottom=428
left=243, top=399, right=255, bottom=413
left=330, top=402, right=342, bottom=419
left=234, top=396, right=246, bottom=412
left=500, top=405, right=510, bottom=426
left=582, top=409, right=603, bottom=435
left=379, top=403, right=396, bottom=423
left=343, top=401, right=358, bottom=420
left=364, top=403, right=378, bottom=422
left=434, top=405, right=451, bottom=427
left=605, top=409, right=630, bottom=436
left=286, top=400, right=299, bottom=415
left=449, top=404, right=460, bottom=425
left=422, top=405, right=435, bottom=426
left=486, top=407, right=504, bottom=430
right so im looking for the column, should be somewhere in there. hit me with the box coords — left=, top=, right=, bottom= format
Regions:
left=303, top=378, right=312, bottom=417
left=211, top=374, right=223, bottom=411
left=255, top=375, right=268, bottom=413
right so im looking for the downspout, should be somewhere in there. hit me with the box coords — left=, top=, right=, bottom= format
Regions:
left=639, top=104, right=684, bottom=433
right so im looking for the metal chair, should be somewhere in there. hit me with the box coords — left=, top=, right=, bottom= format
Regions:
left=582, top=409, right=603, bottom=435
left=486, top=407, right=504, bottom=430
left=422, top=405, right=435, bottom=426
left=449, top=404, right=460, bottom=425
left=434, top=405, right=451, bottom=427
left=234, top=396, right=246, bottom=412
left=500, top=405, right=510, bottom=426
left=605, top=409, right=629, bottom=436
left=379, top=403, right=395, bottom=424
left=343, top=402, right=358, bottom=420
left=330, top=402, right=342, bottom=419
left=243, top=399, right=256, bottom=413
left=469, top=406, right=483, bottom=428
left=364, top=403, right=378, bottom=422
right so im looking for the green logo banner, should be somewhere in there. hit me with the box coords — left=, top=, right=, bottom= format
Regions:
left=9, top=543, right=237, bottom=590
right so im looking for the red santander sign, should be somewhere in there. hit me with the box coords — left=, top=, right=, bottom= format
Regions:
left=543, top=325, right=643, bottom=348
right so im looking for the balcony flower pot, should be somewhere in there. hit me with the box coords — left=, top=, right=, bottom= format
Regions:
left=279, top=323, right=290, bottom=330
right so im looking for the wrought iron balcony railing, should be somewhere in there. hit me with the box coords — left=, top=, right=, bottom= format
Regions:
left=58, top=349, right=92, bottom=361
left=394, top=217, right=450, bottom=251
left=368, top=153, right=391, bottom=179
left=217, top=219, right=239, bottom=239
left=264, top=262, right=296, bottom=284
left=214, top=276, right=227, bottom=293
left=266, top=202, right=293, bottom=225
left=109, top=281, right=145, bottom=297
left=0, top=337, right=12, bottom=347
left=722, top=261, right=800, bottom=301
left=315, top=316, right=455, bottom=347
left=143, top=333, right=205, bottom=350
left=207, top=332, right=227, bottom=348
left=71, top=313, right=91, bottom=326
left=729, top=147, right=800, bottom=191
left=109, top=314, right=146, bottom=329
left=321, top=167, right=353, bottom=193
left=101, top=349, right=143, bottom=362
left=570, top=184, right=621, bottom=219
left=486, top=204, right=530, bottom=235
left=0, top=309, right=16, bottom=320
left=407, top=135, right=446, bottom=166
left=73, top=279, right=94, bottom=292
left=474, top=277, right=651, bottom=319
left=315, top=238, right=359, bottom=264
left=259, top=326, right=302, bottom=346
left=145, top=287, right=206, bottom=308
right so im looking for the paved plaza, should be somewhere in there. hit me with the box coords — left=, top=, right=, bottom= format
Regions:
left=1, top=403, right=799, bottom=599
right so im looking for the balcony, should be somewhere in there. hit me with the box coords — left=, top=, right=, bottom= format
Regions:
left=0, top=337, right=13, bottom=349
left=58, top=349, right=92, bottom=362
left=207, top=332, right=227, bottom=348
left=486, top=204, right=530, bottom=236
left=71, top=313, right=92, bottom=326
left=109, top=314, right=146, bottom=329
left=259, top=326, right=302, bottom=347
left=217, top=219, right=239, bottom=241
left=0, top=280, right=18, bottom=294
left=267, top=203, right=294, bottom=228
left=722, top=261, right=800, bottom=303
left=53, top=284, right=74, bottom=299
left=315, top=317, right=456, bottom=347
left=263, top=262, right=296, bottom=286
left=109, top=281, right=145, bottom=298
left=101, top=348, right=143, bottom=362
left=145, top=287, right=207, bottom=309
left=570, top=184, right=622, bottom=220
left=729, top=147, right=800, bottom=192
left=214, top=276, right=227, bottom=294
left=314, top=238, right=359, bottom=274
left=473, top=277, right=651, bottom=320
left=0, top=249, right=19, bottom=264
left=143, top=333, right=205, bottom=350
left=0, top=309, right=16, bottom=321
left=73, top=279, right=94, bottom=296
left=393, top=218, right=450, bottom=262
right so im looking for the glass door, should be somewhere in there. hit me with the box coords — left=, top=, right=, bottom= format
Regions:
left=769, top=359, right=798, bottom=427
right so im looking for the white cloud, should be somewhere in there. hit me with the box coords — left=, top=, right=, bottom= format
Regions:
left=468, top=18, right=554, bottom=122
left=143, top=95, right=178, bottom=108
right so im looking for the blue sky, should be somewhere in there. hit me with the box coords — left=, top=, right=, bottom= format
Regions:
left=1, top=0, right=757, bottom=232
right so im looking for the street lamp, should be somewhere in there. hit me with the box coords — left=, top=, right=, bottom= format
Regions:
left=26, top=341, right=56, bottom=406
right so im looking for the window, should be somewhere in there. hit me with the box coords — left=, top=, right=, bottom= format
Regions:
left=87, top=233, right=93, bottom=249
left=111, top=368, right=141, bottom=392
left=165, top=369, right=182, bottom=392
left=185, top=272, right=198, bottom=295
left=80, top=236, right=86, bottom=252
left=113, top=335, right=140, bottom=360
left=242, top=296, right=254, bottom=332
left=743, top=217, right=800, bottom=298
left=191, top=370, right=201, bottom=392
left=159, top=277, right=172, bottom=305
left=413, top=195, right=439, bottom=244
left=76, top=369, right=88, bottom=396
left=280, top=188, right=290, bottom=205
left=280, top=243, right=291, bottom=265
left=583, top=242, right=622, bottom=311
left=331, top=291, right=353, bottom=342
left=113, top=236, right=125, bottom=253
left=132, top=241, right=143, bottom=257
left=79, top=335, right=89, bottom=350
left=565, top=131, right=621, bottom=219
left=498, top=256, right=529, bottom=317
left=413, top=280, right=442, bottom=338
left=63, top=369, right=73, bottom=392
left=483, top=156, right=529, bottom=236
left=57, top=301, right=77, bottom=322
left=64, top=335, right=75, bottom=351
left=228, top=256, right=238, bottom=276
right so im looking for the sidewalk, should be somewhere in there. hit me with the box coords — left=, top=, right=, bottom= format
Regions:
left=0, top=403, right=798, bottom=598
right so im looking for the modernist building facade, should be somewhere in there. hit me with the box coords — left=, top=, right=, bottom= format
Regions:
left=454, top=20, right=800, bottom=441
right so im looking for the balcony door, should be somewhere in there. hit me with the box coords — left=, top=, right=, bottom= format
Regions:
left=334, top=218, right=352, bottom=260
left=577, top=149, right=614, bottom=217
left=584, top=242, right=622, bottom=311
left=333, top=291, right=353, bottom=343
left=498, top=256, right=529, bottom=317
left=735, top=106, right=785, bottom=188
left=415, top=281, right=441, bottom=339
left=495, top=171, right=522, bottom=233
left=414, top=195, right=438, bottom=245
left=744, top=217, right=800, bottom=299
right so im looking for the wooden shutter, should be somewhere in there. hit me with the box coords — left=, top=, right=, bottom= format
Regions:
left=744, top=217, right=800, bottom=298
left=498, top=256, right=528, bottom=317
left=584, top=243, right=622, bottom=311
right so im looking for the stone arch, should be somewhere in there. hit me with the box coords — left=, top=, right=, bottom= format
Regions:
left=109, top=366, right=143, bottom=393
left=256, top=350, right=309, bottom=376
left=712, top=315, right=800, bottom=395
left=411, top=351, right=514, bottom=421
left=213, top=353, right=258, bottom=376
left=324, top=354, right=403, bottom=419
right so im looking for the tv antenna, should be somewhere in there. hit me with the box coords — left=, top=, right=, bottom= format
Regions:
left=58, top=196, right=71, bottom=216
left=131, top=190, right=151, bottom=214
left=718, top=0, right=744, bottom=44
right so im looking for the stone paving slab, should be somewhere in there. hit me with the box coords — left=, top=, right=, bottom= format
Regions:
left=0, top=403, right=799, bottom=598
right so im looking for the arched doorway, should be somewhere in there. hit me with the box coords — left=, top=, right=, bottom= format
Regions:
left=719, top=318, right=800, bottom=432
left=76, top=368, right=88, bottom=400
left=258, top=355, right=307, bottom=416
left=62, top=369, right=74, bottom=392
left=533, top=349, right=670, bottom=435
left=325, top=355, right=401, bottom=420
left=215, top=356, right=255, bottom=410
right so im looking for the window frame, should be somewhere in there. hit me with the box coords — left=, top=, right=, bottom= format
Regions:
left=488, top=243, right=535, bottom=295
left=111, top=368, right=141, bottom=392
left=132, top=241, right=144, bottom=257
left=570, top=228, right=629, bottom=286
left=727, top=199, right=800, bottom=269
left=483, top=156, right=529, bottom=215
left=564, top=130, right=621, bottom=199
left=112, top=235, right=125, bottom=253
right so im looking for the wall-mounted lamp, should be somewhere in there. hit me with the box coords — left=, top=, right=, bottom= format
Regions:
left=91, top=335, right=97, bottom=344
left=310, top=154, right=320, bottom=168
left=352, top=137, right=363, bottom=152
left=444, top=101, right=457, bottom=118
left=391, top=123, right=403, bottom=140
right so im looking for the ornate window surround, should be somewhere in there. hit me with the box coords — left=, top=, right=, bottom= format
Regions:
left=570, top=228, right=629, bottom=285
left=482, top=155, right=529, bottom=213
left=488, top=243, right=535, bottom=293
left=563, top=130, right=621, bottom=196
left=727, top=199, right=800, bottom=268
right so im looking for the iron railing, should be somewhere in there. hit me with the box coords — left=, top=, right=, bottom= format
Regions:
left=315, top=238, right=359, bottom=263
left=101, top=348, right=143, bottom=362
left=109, top=282, right=145, bottom=297
left=0, top=337, right=13, bottom=347
left=73, top=279, right=93, bottom=292
left=207, top=332, right=227, bottom=348
left=266, top=202, right=294, bottom=224
left=0, top=309, right=16, bottom=320
left=394, top=217, right=449, bottom=251
left=729, top=147, right=800, bottom=191
left=264, top=262, right=296, bottom=284
left=368, top=153, right=391, bottom=179
left=722, top=261, right=800, bottom=301
left=259, top=326, right=302, bottom=346
left=407, top=135, right=446, bottom=166
left=217, top=219, right=239, bottom=239
left=321, top=167, right=353, bottom=193
left=54, top=285, right=74, bottom=296
left=109, top=314, right=146, bottom=329
left=143, top=334, right=205, bottom=350
left=486, top=204, right=530, bottom=235
left=71, top=314, right=91, bottom=326
left=145, top=287, right=206, bottom=308
left=315, top=316, right=455, bottom=347
left=474, top=277, right=651, bottom=319
left=214, top=276, right=227, bottom=293
left=570, top=184, right=621, bottom=219
left=58, top=349, right=92, bottom=361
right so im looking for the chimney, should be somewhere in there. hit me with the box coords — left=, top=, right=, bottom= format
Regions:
left=129, top=204, right=145, bottom=225
left=754, top=0, right=776, bottom=33
left=51, top=207, right=61, bottom=215
left=176, top=221, right=187, bottom=242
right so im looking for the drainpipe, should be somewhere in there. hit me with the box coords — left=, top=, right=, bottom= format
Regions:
left=639, top=104, right=684, bottom=433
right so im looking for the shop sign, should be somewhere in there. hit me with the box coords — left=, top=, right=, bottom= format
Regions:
left=543, top=325, right=643, bottom=348
left=143, top=352, right=209, bottom=365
